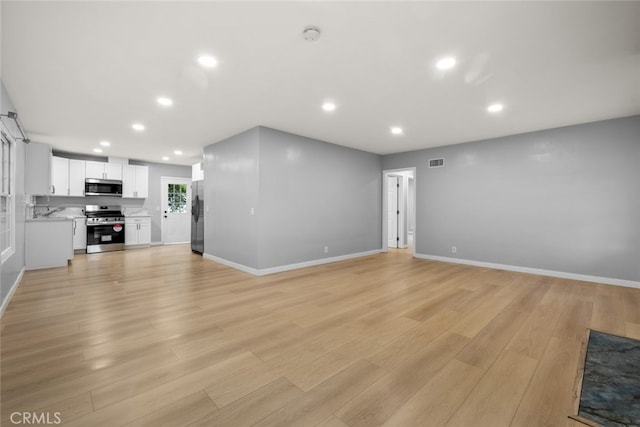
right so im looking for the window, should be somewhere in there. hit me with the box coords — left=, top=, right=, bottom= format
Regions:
left=1, top=128, right=15, bottom=262
left=167, top=183, right=188, bottom=213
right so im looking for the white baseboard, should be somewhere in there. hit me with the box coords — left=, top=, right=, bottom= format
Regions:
left=1, top=266, right=25, bottom=318
left=414, top=253, right=640, bottom=289
left=203, top=249, right=383, bottom=276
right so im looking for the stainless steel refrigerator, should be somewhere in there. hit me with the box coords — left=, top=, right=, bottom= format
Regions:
left=191, top=180, right=204, bottom=254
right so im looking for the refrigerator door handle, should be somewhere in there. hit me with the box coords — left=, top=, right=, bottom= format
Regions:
left=193, top=195, right=200, bottom=222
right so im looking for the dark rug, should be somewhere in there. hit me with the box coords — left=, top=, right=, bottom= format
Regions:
left=577, top=330, right=640, bottom=427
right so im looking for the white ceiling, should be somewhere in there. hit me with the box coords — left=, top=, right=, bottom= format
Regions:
left=2, top=1, right=639, bottom=166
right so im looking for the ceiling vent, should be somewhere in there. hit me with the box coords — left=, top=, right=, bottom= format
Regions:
left=302, top=26, right=321, bottom=42
left=429, top=158, right=445, bottom=168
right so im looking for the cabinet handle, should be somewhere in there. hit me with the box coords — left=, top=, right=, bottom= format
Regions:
left=51, top=185, right=55, bottom=194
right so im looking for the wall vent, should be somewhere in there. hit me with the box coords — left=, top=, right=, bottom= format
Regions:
left=428, top=158, right=445, bottom=168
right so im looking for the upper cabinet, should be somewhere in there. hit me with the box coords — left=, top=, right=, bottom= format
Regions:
left=50, top=156, right=68, bottom=196
left=50, top=156, right=86, bottom=196
left=26, top=142, right=52, bottom=195
left=192, top=162, right=204, bottom=181
left=69, top=159, right=85, bottom=196
left=122, top=164, right=149, bottom=198
left=86, top=160, right=122, bottom=180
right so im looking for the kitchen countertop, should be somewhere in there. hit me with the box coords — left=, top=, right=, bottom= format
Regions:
left=27, top=217, right=73, bottom=222
left=124, top=208, right=150, bottom=217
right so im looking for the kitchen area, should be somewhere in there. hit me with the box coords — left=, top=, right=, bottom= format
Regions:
left=23, top=141, right=191, bottom=270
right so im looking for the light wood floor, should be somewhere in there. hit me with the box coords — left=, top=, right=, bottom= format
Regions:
left=2, top=245, right=639, bottom=426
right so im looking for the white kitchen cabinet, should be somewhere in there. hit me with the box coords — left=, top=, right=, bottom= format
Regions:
left=51, top=157, right=86, bottom=196
left=85, top=161, right=104, bottom=179
left=26, top=142, right=52, bottom=195
left=50, top=156, right=68, bottom=196
left=73, top=218, right=87, bottom=250
left=69, top=159, right=86, bottom=196
left=122, top=165, right=149, bottom=198
left=125, top=217, right=151, bottom=246
left=192, top=162, right=204, bottom=181
left=86, top=161, right=122, bottom=180
left=26, top=219, right=74, bottom=269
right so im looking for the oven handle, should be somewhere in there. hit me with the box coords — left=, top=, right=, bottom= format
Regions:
left=86, top=222, right=125, bottom=227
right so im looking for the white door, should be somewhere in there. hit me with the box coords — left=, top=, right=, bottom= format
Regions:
left=161, top=177, right=192, bottom=244
left=387, top=175, right=399, bottom=248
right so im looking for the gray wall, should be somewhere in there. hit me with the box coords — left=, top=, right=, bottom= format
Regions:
left=1, top=79, right=27, bottom=309
left=35, top=161, right=191, bottom=243
left=257, top=127, right=382, bottom=269
left=383, top=115, right=640, bottom=282
left=203, top=127, right=260, bottom=267
left=203, top=126, right=382, bottom=271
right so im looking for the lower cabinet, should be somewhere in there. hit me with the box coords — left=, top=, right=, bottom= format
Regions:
left=125, top=217, right=151, bottom=247
left=73, top=218, right=87, bottom=251
left=26, top=220, right=74, bottom=270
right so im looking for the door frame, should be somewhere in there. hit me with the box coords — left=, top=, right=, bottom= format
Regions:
left=382, top=168, right=416, bottom=255
left=160, top=176, right=192, bottom=245
left=387, top=174, right=399, bottom=248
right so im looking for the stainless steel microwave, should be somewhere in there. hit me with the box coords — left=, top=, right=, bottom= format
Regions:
left=85, top=178, right=123, bottom=197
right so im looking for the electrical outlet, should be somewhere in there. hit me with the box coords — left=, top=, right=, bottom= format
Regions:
left=250, top=207, right=255, bottom=215
left=324, top=246, right=329, bottom=254
left=451, top=246, right=457, bottom=254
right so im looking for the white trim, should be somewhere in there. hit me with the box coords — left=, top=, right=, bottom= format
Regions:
left=203, top=253, right=261, bottom=275
left=414, top=253, right=640, bottom=289
left=150, top=241, right=163, bottom=246
left=1, top=126, right=17, bottom=263
left=0, top=266, right=25, bottom=318
left=203, top=249, right=383, bottom=276
left=382, top=167, right=416, bottom=257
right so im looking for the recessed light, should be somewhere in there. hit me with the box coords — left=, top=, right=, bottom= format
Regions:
left=197, top=55, right=218, bottom=68
left=132, top=123, right=145, bottom=131
left=93, top=148, right=103, bottom=153
left=436, top=57, right=456, bottom=70
left=157, top=97, right=173, bottom=107
left=391, top=126, right=404, bottom=135
left=487, top=103, right=504, bottom=113
left=322, top=102, right=336, bottom=112
left=162, top=156, right=170, bottom=161
left=99, top=140, right=111, bottom=147
left=174, top=150, right=183, bottom=155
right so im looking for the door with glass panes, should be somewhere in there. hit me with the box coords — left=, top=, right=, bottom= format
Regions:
left=161, top=177, right=192, bottom=244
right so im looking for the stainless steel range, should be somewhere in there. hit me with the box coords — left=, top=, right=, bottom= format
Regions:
left=85, top=205, right=125, bottom=253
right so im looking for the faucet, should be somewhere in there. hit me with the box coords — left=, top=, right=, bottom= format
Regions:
left=41, top=206, right=64, bottom=217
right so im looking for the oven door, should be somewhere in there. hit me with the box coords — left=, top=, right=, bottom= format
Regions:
left=86, top=222, right=125, bottom=253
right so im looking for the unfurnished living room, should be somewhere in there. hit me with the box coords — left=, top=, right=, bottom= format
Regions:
left=1, top=1, right=639, bottom=427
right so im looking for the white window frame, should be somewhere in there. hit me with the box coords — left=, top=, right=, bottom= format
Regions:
left=1, top=124, right=16, bottom=263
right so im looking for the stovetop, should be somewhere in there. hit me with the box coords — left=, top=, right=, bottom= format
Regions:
left=85, top=205, right=124, bottom=223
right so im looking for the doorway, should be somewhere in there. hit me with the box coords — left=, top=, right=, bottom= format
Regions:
left=382, top=168, right=416, bottom=255
left=161, top=176, right=192, bottom=244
